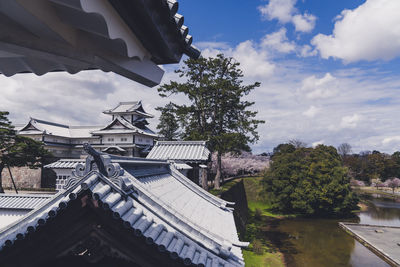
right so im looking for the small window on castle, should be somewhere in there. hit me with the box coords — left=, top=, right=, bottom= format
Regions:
left=121, top=137, right=127, bottom=142
left=107, top=138, right=114, bottom=142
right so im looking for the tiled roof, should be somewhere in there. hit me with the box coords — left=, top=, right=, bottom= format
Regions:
left=103, top=101, right=154, bottom=118
left=0, top=152, right=246, bottom=266
left=0, top=194, right=53, bottom=210
left=18, top=118, right=101, bottom=138
left=107, top=101, right=140, bottom=113
left=44, top=159, right=84, bottom=169
left=91, top=116, right=157, bottom=137
left=173, top=162, right=193, bottom=170
left=147, top=141, right=211, bottom=162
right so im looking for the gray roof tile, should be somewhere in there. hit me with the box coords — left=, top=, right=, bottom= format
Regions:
left=0, top=194, right=53, bottom=210
left=147, top=141, right=211, bottom=162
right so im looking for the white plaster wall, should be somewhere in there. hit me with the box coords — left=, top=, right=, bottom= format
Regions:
left=54, top=169, right=74, bottom=190
left=102, top=134, right=134, bottom=144
left=135, top=135, right=153, bottom=145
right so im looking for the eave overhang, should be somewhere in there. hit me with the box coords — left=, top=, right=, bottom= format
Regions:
left=0, top=0, right=200, bottom=87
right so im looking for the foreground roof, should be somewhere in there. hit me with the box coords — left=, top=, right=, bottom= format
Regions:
left=0, top=0, right=200, bottom=87
left=0, top=144, right=246, bottom=266
left=147, top=141, right=211, bottom=162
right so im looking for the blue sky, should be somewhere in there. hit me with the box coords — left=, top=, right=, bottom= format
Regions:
left=2, top=0, right=400, bottom=154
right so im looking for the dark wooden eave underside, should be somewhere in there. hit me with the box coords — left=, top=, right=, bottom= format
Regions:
left=109, top=0, right=200, bottom=64
left=0, top=192, right=186, bottom=267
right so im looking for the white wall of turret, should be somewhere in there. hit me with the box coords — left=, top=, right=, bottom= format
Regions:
left=135, top=135, right=153, bottom=145
left=102, top=134, right=134, bottom=144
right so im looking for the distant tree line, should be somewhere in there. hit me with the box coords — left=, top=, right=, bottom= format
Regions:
left=338, top=143, right=400, bottom=183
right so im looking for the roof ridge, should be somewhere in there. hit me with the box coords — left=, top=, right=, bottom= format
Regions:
left=31, top=118, right=69, bottom=128
left=0, top=194, right=53, bottom=198
left=156, top=140, right=206, bottom=145
left=69, top=125, right=103, bottom=129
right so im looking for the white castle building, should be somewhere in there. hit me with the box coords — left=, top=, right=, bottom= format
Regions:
left=18, top=101, right=158, bottom=158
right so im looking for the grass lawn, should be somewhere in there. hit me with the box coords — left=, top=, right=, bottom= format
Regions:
left=209, top=179, right=242, bottom=196
left=243, top=249, right=284, bottom=267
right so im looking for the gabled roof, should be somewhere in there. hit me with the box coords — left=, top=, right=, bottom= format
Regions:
left=147, top=141, right=211, bottom=162
left=0, top=146, right=246, bottom=266
left=0, top=0, right=200, bottom=87
left=91, top=116, right=157, bottom=137
left=103, top=101, right=154, bottom=118
left=18, top=118, right=101, bottom=138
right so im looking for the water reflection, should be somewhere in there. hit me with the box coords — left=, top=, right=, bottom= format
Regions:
left=263, top=198, right=400, bottom=267
left=359, top=200, right=400, bottom=226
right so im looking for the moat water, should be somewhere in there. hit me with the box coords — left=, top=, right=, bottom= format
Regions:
left=264, top=197, right=400, bottom=267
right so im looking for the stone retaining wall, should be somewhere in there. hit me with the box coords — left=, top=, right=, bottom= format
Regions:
left=220, top=180, right=249, bottom=237
left=1, top=167, right=42, bottom=189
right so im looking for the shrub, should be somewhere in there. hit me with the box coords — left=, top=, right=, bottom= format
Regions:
left=254, top=208, right=262, bottom=220
left=263, top=144, right=359, bottom=216
left=252, top=239, right=263, bottom=255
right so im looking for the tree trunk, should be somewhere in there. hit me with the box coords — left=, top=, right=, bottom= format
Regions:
left=214, top=152, right=222, bottom=189
left=201, top=167, right=208, bottom=190
left=0, top=164, right=4, bottom=193
left=7, top=165, right=18, bottom=194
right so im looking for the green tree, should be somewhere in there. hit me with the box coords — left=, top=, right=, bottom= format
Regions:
left=157, top=54, right=264, bottom=189
left=263, top=144, right=358, bottom=216
left=0, top=111, right=51, bottom=193
left=156, top=102, right=180, bottom=140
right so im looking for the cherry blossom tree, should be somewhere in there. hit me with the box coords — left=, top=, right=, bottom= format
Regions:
left=387, top=178, right=400, bottom=194
left=211, top=151, right=269, bottom=178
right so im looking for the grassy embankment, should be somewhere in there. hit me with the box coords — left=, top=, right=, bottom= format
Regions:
left=353, top=186, right=400, bottom=200
left=211, top=177, right=287, bottom=267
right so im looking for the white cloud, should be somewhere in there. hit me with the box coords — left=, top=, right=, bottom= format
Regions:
left=259, top=0, right=317, bottom=33
left=261, top=28, right=296, bottom=54
left=201, top=40, right=276, bottom=78
left=303, top=106, right=319, bottom=118
left=312, top=0, right=400, bottom=62
left=312, top=140, right=324, bottom=147
left=300, top=73, right=338, bottom=99
left=382, top=136, right=400, bottom=145
left=259, top=0, right=296, bottom=23
left=340, top=114, right=361, bottom=129
left=292, top=13, right=316, bottom=33
left=299, top=44, right=317, bottom=57
left=233, top=41, right=276, bottom=78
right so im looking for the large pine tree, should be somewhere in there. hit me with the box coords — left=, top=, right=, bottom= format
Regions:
left=157, top=54, right=264, bottom=189
left=156, top=102, right=180, bottom=141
